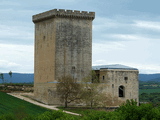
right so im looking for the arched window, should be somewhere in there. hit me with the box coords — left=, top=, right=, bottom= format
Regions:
left=119, top=85, right=125, bottom=97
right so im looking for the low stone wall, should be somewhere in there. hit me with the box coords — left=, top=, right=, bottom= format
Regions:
left=0, top=84, right=33, bottom=92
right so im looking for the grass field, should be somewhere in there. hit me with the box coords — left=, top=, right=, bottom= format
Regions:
left=139, top=88, right=160, bottom=94
left=0, top=91, right=49, bottom=116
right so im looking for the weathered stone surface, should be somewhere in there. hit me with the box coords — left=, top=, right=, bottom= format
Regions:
left=98, top=69, right=139, bottom=104
left=33, top=9, right=95, bottom=104
left=32, top=9, right=95, bottom=23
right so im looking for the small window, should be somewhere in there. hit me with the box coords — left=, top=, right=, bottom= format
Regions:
left=72, top=66, right=75, bottom=70
left=43, top=36, right=46, bottom=40
left=124, top=77, right=128, bottom=80
left=112, top=84, right=114, bottom=88
left=102, top=76, right=105, bottom=80
left=124, top=77, right=128, bottom=83
left=119, top=85, right=125, bottom=97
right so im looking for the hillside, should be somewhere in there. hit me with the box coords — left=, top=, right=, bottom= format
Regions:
left=0, top=91, right=48, bottom=116
left=0, top=73, right=34, bottom=83
left=1, top=73, right=160, bottom=83
left=139, top=74, right=160, bottom=82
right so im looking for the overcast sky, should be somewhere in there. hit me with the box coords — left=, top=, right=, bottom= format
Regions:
left=1, top=0, right=160, bottom=74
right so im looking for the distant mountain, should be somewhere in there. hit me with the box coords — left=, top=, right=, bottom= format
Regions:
left=139, top=74, right=160, bottom=82
left=149, top=78, right=160, bottom=82
left=1, top=73, right=160, bottom=83
left=0, top=73, right=34, bottom=83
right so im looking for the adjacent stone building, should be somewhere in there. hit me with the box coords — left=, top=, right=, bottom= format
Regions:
left=32, top=9, right=139, bottom=106
left=32, top=9, right=95, bottom=104
left=93, top=64, right=139, bottom=105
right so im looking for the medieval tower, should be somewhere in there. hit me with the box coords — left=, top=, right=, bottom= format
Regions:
left=32, top=9, right=139, bottom=106
left=32, top=9, right=95, bottom=104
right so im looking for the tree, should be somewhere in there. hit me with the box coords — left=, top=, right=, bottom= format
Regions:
left=56, top=75, right=81, bottom=108
left=0, top=73, right=4, bottom=83
left=9, top=71, right=12, bottom=83
left=9, top=71, right=12, bottom=78
left=100, top=93, right=123, bottom=107
left=81, top=70, right=105, bottom=108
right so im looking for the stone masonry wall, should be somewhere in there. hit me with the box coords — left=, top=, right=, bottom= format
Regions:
left=99, top=69, right=139, bottom=104
left=55, top=17, right=92, bottom=81
left=33, top=9, right=95, bottom=104
left=34, top=18, right=56, bottom=84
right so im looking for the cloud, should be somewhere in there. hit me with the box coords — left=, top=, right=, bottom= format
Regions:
left=134, top=20, right=160, bottom=31
left=0, top=60, right=21, bottom=72
left=93, top=17, right=132, bottom=32
left=110, top=34, right=140, bottom=40
left=92, top=60, right=108, bottom=66
left=93, top=17, right=119, bottom=31
left=92, top=60, right=160, bottom=74
left=0, top=1, right=20, bottom=6
left=93, top=41, right=125, bottom=54
left=0, top=43, right=34, bottom=73
left=105, top=33, right=160, bottom=42
left=123, top=63, right=160, bottom=74
left=92, top=36, right=160, bottom=74
left=93, top=16, right=147, bottom=43
left=93, top=16, right=160, bottom=44
left=0, top=24, right=33, bottom=45
left=92, top=17, right=131, bottom=43
left=1, top=0, right=160, bottom=74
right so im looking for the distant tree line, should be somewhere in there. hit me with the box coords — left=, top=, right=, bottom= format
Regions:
left=0, top=71, right=12, bottom=83
left=140, top=92, right=160, bottom=106
left=139, top=81, right=160, bottom=89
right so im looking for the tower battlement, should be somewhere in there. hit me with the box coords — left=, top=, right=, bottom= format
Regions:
left=32, top=9, right=95, bottom=23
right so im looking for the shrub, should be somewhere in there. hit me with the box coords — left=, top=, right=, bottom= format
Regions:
left=116, top=99, right=160, bottom=120
left=35, top=110, right=79, bottom=120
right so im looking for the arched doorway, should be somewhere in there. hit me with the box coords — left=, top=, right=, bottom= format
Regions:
left=119, top=85, right=125, bottom=97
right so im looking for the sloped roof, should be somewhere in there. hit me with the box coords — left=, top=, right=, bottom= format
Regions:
left=92, top=64, right=138, bottom=70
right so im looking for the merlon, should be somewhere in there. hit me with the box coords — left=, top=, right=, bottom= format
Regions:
left=32, top=9, right=95, bottom=23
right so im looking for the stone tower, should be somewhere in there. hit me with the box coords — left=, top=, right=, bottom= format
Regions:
left=32, top=9, right=95, bottom=104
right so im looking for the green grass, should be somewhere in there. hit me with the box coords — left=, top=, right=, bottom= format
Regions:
left=58, top=107, right=90, bottom=114
left=139, top=88, right=160, bottom=94
left=58, top=107, right=107, bottom=116
left=0, top=91, right=49, bottom=116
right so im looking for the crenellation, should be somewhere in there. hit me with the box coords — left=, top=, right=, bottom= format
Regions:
left=66, top=10, right=72, bottom=13
left=58, top=9, right=66, bottom=15
left=73, top=10, right=80, bottom=15
left=89, top=12, right=95, bottom=17
left=81, top=11, right=88, bottom=14
left=33, top=9, right=95, bottom=23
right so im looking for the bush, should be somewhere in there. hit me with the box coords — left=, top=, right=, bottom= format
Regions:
left=3, top=100, right=160, bottom=120
left=115, top=99, right=160, bottom=120
left=35, top=110, right=80, bottom=120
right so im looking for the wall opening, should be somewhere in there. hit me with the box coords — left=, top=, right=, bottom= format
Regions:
left=102, top=76, right=105, bottom=80
left=43, top=36, right=46, bottom=41
left=124, top=77, right=128, bottom=83
left=119, top=85, right=125, bottom=97
left=124, top=77, right=128, bottom=80
left=71, top=66, right=75, bottom=79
